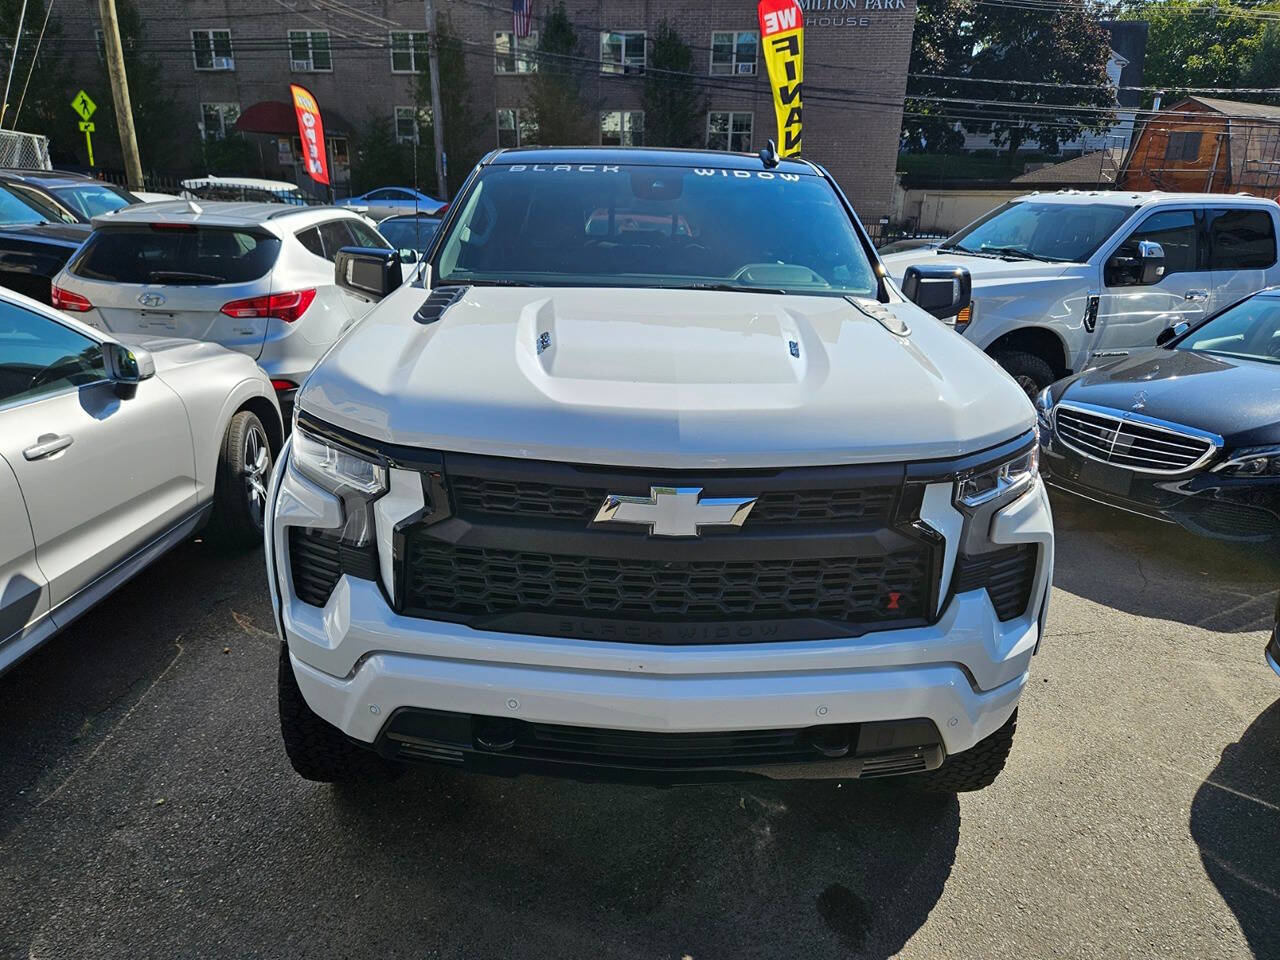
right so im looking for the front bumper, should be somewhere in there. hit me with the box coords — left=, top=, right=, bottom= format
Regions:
left=266, top=442, right=1054, bottom=779
left=1041, top=430, right=1280, bottom=542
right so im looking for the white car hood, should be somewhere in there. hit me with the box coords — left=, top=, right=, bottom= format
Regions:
left=300, top=285, right=1033, bottom=468
left=881, top=248, right=1077, bottom=284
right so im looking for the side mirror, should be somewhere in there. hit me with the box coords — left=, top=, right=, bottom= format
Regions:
left=103, top=341, right=155, bottom=400
left=1137, top=240, right=1165, bottom=285
left=901, top=264, right=972, bottom=321
left=335, top=247, right=403, bottom=302
left=1156, top=320, right=1190, bottom=346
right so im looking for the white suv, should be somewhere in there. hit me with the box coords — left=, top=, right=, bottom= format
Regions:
left=883, top=192, right=1280, bottom=394
left=50, top=201, right=392, bottom=419
left=266, top=147, right=1054, bottom=792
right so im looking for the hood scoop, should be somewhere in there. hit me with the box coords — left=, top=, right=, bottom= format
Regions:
left=414, top=285, right=469, bottom=324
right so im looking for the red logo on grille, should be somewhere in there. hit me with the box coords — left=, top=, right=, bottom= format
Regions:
left=886, top=592, right=901, bottom=611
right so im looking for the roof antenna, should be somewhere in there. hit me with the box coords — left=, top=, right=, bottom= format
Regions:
left=760, top=139, right=780, bottom=169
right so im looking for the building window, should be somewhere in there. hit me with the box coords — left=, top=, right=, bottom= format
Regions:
left=710, top=31, right=758, bottom=76
left=707, top=111, right=752, bottom=152
left=200, top=102, right=240, bottom=140
left=600, top=110, right=643, bottom=146
left=497, top=108, right=538, bottom=147
left=192, top=29, right=233, bottom=71
left=395, top=105, right=431, bottom=144
left=1164, top=131, right=1203, bottom=164
left=600, top=31, right=645, bottom=74
left=495, top=30, right=539, bottom=74
left=289, top=30, right=331, bottom=71
left=390, top=31, right=428, bottom=73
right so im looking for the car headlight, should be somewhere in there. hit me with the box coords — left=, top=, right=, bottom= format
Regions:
left=1035, top=386, right=1054, bottom=428
left=1213, top=445, right=1280, bottom=477
left=290, top=426, right=388, bottom=544
left=956, top=444, right=1039, bottom=509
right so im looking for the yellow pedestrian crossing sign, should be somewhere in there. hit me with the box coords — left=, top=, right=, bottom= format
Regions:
left=71, top=90, right=96, bottom=121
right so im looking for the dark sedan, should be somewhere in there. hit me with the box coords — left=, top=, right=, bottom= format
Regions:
left=1039, top=287, right=1280, bottom=542
left=0, top=184, right=88, bottom=303
left=0, top=169, right=139, bottom=223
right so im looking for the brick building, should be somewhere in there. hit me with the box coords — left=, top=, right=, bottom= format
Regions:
left=62, top=0, right=916, bottom=219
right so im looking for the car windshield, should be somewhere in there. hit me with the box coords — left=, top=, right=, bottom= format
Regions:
left=70, top=226, right=282, bottom=285
left=433, top=163, right=879, bottom=296
left=379, top=216, right=440, bottom=253
left=1177, top=294, right=1280, bottom=365
left=51, top=183, right=135, bottom=218
left=0, top=184, right=50, bottom=227
left=942, top=200, right=1136, bottom=263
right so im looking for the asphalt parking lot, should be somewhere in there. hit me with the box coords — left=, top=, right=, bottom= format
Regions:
left=1, top=494, right=1278, bottom=960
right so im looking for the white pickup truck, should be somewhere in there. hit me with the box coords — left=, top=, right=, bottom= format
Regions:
left=265, top=147, right=1054, bottom=793
left=883, top=191, right=1280, bottom=394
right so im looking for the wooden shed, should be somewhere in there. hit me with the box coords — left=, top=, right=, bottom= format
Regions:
left=1119, top=97, right=1280, bottom=198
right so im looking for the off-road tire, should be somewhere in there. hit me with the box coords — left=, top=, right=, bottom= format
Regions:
left=991, top=350, right=1054, bottom=399
left=913, top=710, right=1017, bottom=793
left=277, top=645, right=403, bottom=783
left=205, top=410, right=272, bottom=550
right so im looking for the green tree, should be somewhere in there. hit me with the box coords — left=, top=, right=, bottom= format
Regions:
left=350, top=114, right=416, bottom=193
left=641, top=20, right=703, bottom=148
left=0, top=0, right=74, bottom=160
left=93, top=0, right=179, bottom=171
left=416, top=15, right=484, bottom=195
left=525, top=1, right=596, bottom=145
left=901, top=0, right=975, bottom=152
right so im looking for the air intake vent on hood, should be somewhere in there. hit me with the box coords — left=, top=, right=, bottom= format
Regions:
left=414, top=285, right=469, bottom=324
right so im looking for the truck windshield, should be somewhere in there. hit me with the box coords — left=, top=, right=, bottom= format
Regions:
left=433, top=163, right=878, bottom=296
left=942, top=200, right=1136, bottom=263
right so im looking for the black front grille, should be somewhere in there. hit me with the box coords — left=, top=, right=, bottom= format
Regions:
left=447, top=474, right=899, bottom=527
left=288, top=528, right=379, bottom=607
left=951, top=545, right=1037, bottom=621
left=400, top=536, right=931, bottom=628
left=1174, top=500, right=1280, bottom=540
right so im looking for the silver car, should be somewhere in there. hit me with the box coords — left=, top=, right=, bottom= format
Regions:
left=0, top=287, right=283, bottom=675
left=49, top=201, right=392, bottom=419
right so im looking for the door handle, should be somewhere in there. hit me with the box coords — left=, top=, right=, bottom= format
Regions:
left=23, top=433, right=73, bottom=461
left=1184, top=289, right=1210, bottom=302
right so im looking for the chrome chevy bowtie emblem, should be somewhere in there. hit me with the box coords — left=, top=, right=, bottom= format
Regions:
left=138, top=292, right=166, bottom=307
left=593, top=486, right=757, bottom=538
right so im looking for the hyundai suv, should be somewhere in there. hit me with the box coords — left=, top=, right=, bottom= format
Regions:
left=266, top=147, right=1055, bottom=791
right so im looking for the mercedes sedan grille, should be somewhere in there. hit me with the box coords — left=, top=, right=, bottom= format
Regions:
left=1053, top=403, right=1220, bottom=474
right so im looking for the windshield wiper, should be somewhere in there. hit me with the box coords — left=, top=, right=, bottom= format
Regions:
left=454, top=278, right=535, bottom=287
left=678, top=282, right=789, bottom=295
left=937, top=245, right=1002, bottom=259
left=147, top=270, right=227, bottom=285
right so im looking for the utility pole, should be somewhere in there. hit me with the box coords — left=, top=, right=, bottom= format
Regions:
left=423, top=0, right=448, bottom=201
left=97, top=0, right=143, bottom=189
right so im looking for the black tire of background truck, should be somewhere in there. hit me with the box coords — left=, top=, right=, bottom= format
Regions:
left=277, top=644, right=404, bottom=783
left=204, top=410, right=273, bottom=550
left=912, top=710, right=1017, bottom=793
left=991, top=349, right=1055, bottom=399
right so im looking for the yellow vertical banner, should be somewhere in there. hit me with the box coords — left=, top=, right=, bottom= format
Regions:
left=757, top=0, right=804, bottom=156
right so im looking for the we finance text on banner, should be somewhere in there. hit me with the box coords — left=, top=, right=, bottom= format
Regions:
left=757, top=0, right=804, bottom=157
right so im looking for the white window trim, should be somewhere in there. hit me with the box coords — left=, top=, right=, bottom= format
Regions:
left=709, top=30, right=758, bottom=76
left=494, top=30, right=539, bottom=74
left=390, top=30, right=428, bottom=74
left=600, top=30, right=646, bottom=74
left=200, top=102, right=240, bottom=140
left=289, top=29, right=332, bottom=72
left=599, top=110, right=644, bottom=147
left=192, top=29, right=234, bottom=71
left=706, top=110, right=754, bottom=152
left=394, top=105, right=426, bottom=144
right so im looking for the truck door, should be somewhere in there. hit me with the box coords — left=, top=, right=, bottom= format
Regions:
left=1207, top=206, right=1278, bottom=314
left=1091, top=208, right=1212, bottom=362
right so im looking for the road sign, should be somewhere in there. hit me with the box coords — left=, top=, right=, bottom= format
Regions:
left=78, top=120, right=95, bottom=133
left=71, top=90, right=96, bottom=121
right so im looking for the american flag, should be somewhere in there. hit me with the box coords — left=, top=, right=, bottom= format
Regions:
left=513, top=0, right=533, bottom=38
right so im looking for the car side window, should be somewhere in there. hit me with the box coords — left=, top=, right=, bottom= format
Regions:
left=317, top=220, right=356, bottom=260
left=295, top=226, right=325, bottom=259
left=365, top=189, right=390, bottom=201
left=1108, top=209, right=1200, bottom=284
left=387, top=190, right=412, bottom=201
left=346, top=220, right=390, bottom=249
left=0, top=301, right=106, bottom=406
left=1208, top=208, right=1277, bottom=271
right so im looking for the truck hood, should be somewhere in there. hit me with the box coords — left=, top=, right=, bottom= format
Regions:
left=299, top=285, right=1034, bottom=468
left=881, top=248, right=1078, bottom=285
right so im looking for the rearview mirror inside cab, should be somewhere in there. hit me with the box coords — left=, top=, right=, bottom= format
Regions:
left=901, top=264, right=972, bottom=321
left=335, top=247, right=404, bottom=302
left=1106, top=240, right=1165, bottom=287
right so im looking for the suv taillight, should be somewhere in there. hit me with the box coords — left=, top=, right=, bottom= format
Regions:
left=51, top=284, right=92, bottom=312
left=220, top=289, right=316, bottom=323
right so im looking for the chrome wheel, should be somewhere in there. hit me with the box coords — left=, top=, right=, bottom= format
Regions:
left=243, top=423, right=271, bottom=527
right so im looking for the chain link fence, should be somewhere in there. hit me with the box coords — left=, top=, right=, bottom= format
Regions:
left=0, top=131, right=51, bottom=170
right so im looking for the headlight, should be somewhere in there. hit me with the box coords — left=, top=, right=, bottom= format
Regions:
left=1213, top=445, right=1280, bottom=477
left=290, top=426, right=387, bottom=544
left=1035, top=386, right=1054, bottom=428
left=956, top=445, right=1039, bottom=509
